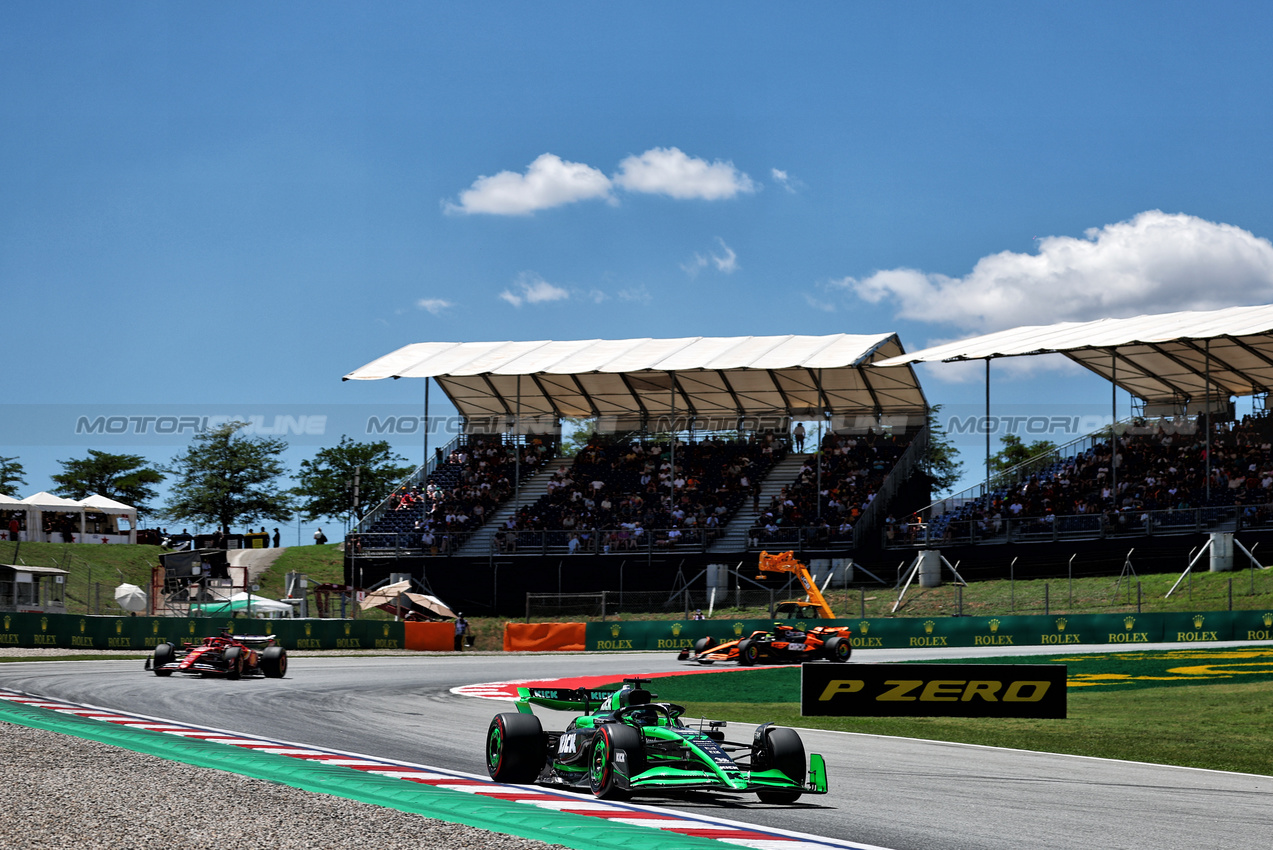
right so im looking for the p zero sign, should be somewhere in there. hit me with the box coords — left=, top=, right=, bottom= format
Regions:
left=801, top=663, right=1067, bottom=718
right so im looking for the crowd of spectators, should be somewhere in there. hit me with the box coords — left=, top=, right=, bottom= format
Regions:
left=925, top=412, right=1273, bottom=543
left=747, top=429, right=915, bottom=547
left=356, top=434, right=557, bottom=553
left=497, top=433, right=784, bottom=553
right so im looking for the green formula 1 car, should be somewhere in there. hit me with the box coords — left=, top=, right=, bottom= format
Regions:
left=485, top=677, right=828, bottom=802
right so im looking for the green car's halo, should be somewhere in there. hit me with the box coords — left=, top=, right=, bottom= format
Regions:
left=484, top=677, right=829, bottom=802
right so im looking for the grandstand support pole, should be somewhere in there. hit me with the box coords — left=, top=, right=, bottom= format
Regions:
left=891, top=554, right=923, bottom=613
left=1111, top=353, right=1117, bottom=501
left=423, top=377, right=429, bottom=473
left=1113, top=547, right=1139, bottom=600
left=984, top=359, right=991, bottom=487
left=1010, top=557, right=1016, bottom=612
left=515, top=374, right=521, bottom=498
left=1069, top=554, right=1076, bottom=607
left=1167, top=541, right=1209, bottom=598
left=669, top=370, right=676, bottom=512
left=940, top=556, right=968, bottom=586
left=852, top=561, right=889, bottom=585
left=1205, top=339, right=1211, bottom=502
left=1234, top=538, right=1264, bottom=570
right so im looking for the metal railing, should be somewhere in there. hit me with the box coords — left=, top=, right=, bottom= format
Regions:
left=881, top=504, right=1269, bottom=549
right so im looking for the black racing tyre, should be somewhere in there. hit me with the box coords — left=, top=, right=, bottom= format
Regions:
left=261, top=645, right=288, bottom=678
left=738, top=639, right=760, bottom=666
left=152, top=642, right=175, bottom=677
left=486, top=713, right=545, bottom=784
left=589, top=723, right=642, bottom=800
left=693, top=636, right=717, bottom=656
left=822, top=636, right=852, bottom=663
left=223, top=646, right=243, bottom=680
left=756, top=726, right=806, bottom=803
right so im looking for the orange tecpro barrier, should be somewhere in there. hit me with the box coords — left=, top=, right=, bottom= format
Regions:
left=404, top=621, right=454, bottom=651
left=503, top=622, right=586, bottom=652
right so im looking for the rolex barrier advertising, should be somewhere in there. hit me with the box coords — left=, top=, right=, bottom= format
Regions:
left=801, top=663, right=1068, bottom=718
left=584, top=610, right=1273, bottom=652
left=0, top=612, right=404, bottom=651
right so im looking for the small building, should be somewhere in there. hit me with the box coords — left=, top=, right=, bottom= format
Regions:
left=0, top=564, right=69, bottom=614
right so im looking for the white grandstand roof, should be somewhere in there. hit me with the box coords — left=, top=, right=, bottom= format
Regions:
left=344, top=333, right=928, bottom=427
left=872, top=304, right=1273, bottom=405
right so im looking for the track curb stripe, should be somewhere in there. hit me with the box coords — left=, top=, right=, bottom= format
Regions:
left=0, top=691, right=880, bottom=850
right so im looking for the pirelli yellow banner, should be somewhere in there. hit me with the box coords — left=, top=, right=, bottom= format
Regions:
left=801, top=663, right=1068, bottom=718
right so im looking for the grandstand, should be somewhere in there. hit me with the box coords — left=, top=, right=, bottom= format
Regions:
left=342, top=333, right=934, bottom=561
left=336, top=311, right=1273, bottom=614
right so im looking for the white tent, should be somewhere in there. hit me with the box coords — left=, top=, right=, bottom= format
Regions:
left=0, top=494, right=23, bottom=542
left=81, top=494, right=139, bottom=544
left=189, top=592, right=296, bottom=617
left=18, top=492, right=85, bottom=543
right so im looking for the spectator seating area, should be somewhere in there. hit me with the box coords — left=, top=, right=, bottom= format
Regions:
left=498, top=433, right=785, bottom=553
left=355, top=434, right=557, bottom=553
left=922, top=412, right=1273, bottom=545
left=748, top=430, right=915, bottom=548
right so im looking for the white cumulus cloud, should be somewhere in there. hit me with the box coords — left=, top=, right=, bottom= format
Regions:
left=499, top=272, right=571, bottom=307
left=837, top=210, right=1273, bottom=332
left=446, top=153, right=613, bottom=215
left=771, top=168, right=803, bottom=193
left=682, top=237, right=739, bottom=277
left=614, top=147, right=757, bottom=201
left=416, top=298, right=454, bottom=315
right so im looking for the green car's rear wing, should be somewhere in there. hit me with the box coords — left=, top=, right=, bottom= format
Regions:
left=514, top=686, right=618, bottom=715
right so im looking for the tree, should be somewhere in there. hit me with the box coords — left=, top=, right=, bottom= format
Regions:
left=920, top=405, right=964, bottom=494
left=560, top=417, right=599, bottom=457
left=163, top=422, right=293, bottom=530
left=989, top=434, right=1059, bottom=482
left=0, top=456, right=25, bottom=497
left=51, top=450, right=164, bottom=516
left=293, top=436, right=415, bottom=523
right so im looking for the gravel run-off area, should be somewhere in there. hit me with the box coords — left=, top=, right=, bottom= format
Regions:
left=0, top=649, right=569, bottom=850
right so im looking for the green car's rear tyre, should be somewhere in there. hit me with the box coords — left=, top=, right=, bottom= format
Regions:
left=486, top=712, right=544, bottom=783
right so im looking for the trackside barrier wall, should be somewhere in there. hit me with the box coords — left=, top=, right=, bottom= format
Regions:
left=582, top=610, right=1273, bottom=652
left=404, top=621, right=454, bottom=651
left=0, top=612, right=405, bottom=651
left=502, top=622, right=586, bottom=652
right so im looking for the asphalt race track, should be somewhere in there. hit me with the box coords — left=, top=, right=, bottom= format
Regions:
left=2, top=647, right=1270, bottom=850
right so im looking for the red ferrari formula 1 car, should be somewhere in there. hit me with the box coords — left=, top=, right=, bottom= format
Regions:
left=149, top=631, right=288, bottom=679
left=678, top=623, right=852, bottom=666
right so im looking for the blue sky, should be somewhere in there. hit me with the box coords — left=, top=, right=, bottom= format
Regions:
left=4, top=2, right=1273, bottom=536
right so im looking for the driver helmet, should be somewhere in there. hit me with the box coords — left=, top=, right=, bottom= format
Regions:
left=631, top=707, right=659, bottom=726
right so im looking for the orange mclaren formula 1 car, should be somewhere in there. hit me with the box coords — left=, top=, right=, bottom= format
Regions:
left=677, top=623, right=852, bottom=666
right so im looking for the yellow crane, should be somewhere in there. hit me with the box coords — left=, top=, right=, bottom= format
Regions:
left=756, top=550, right=835, bottom=619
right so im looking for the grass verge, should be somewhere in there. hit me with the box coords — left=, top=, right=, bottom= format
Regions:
left=647, top=646, right=1273, bottom=776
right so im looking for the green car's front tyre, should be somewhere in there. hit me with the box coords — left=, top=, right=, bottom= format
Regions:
left=589, top=724, right=643, bottom=800
left=487, top=712, right=544, bottom=783
left=756, top=726, right=806, bottom=803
